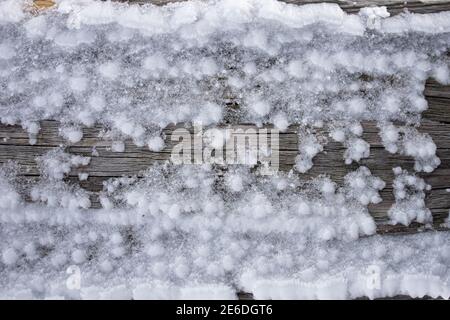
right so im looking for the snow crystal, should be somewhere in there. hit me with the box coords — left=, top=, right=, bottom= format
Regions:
left=0, top=0, right=447, bottom=150
left=329, top=123, right=370, bottom=164
left=273, top=113, right=289, bottom=132
left=37, top=149, right=90, bottom=180
left=388, top=168, right=432, bottom=226
left=344, top=137, right=370, bottom=165
left=71, top=249, right=86, bottom=264
left=0, top=0, right=449, bottom=300
left=98, top=61, right=121, bottom=81
left=358, top=6, right=390, bottom=30
left=60, top=126, right=83, bottom=143
left=0, top=170, right=21, bottom=209
left=2, top=248, right=18, bottom=266
left=241, top=233, right=450, bottom=299
left=78, top=173, right=89, bottom=181
left=225, top=173, right=244, bottom=193
left=249, top=100, right=271, bottom=118
left=0, top=162, right=434, bottom=299
left=295, top=132, right=323, bottom=173
left=0, top=0, right=24, bottom=24
left=111, top=141, right=125, bottom=153
left=379, top=124, right=440, bottom=173
left=148, top=136, right=165, bottom=152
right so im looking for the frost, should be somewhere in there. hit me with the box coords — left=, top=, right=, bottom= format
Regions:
left=148, top=136, right=165, bottom=152
left=330, top=123, right=370, bottom=164
left=37, top=149, right=90, bottom=181
left=378, top=123, right=400, bottom=153
left=111, top=141, right=125, bottom=153
left=78, top=173, right=89, bottom=181
left=71, top=249, right=87, bottom=264
left=273, top=113, right=289, bottom=132
left=295, top=132, right=323, bottom=173
left=0, top=0, right=448, bottom=146
left=29, top=149, right=92, bottom=209
left=388, top=168, right=432, bottom=226
left=0, top=0, right=449, bottom=300
left=0, top=0, right=24, bottom=24
left=0, top=167, right=21, bottom=209
left=358, top=6, right=390, bottom=30
left=2, top=248, right=18, bottom=266
left=60, top=126, right=83, bottom=143
left=344, top=166, right=385, bottom=206
left=343, top=137, right=370, bottom=165
left=401, top=129, right=440, bottom=173
left=240, top=232, right=450, bottom=299
left=379, top=124, right=440, bottom=173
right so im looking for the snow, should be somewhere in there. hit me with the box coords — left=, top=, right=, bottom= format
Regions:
left=111, top=141, right=125, bottom=153
left=2, top=248, right=18, bottom=266
left=0, top=0, right=448, bottom=300
left=71, top=249, right=86, bottom=264
left=295, top=132, right=323, bottom=173
left=0, top=42, right=14, bottom=59
left=388, top=168, right=432, bottom=226
left=0, top=172, right=20, bottom=209
left=225, top=173, right=244, bottom=193
left=343, top=137, right=370, bottom=165
left=249, top=100, right=271, bottom=117
left=358, top=6, right=389, bottom=30
left=0, top=0, right=447, bottom=152
left=240, top=232, right=450, bottom=299
left=0, top=0, right=24, bottom=24
left=148, top=136, right=165, bottom=152
left=37, top=149, right=90, bottom=180
left=60, top=126, right=83, bottom=143
left=273, top=113, right=289, bottom=131
left=98, top=62, right=121, bottom=81
left=380, top=125, right=440, bottom=173
left=69, top=77, right=88, bottom=93
left=0, top=163, right=390, bottom=299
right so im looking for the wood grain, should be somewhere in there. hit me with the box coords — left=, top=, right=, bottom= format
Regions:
left=0, top=79, right=449, bottom=235
left=3, top=0, right=450, bottom=301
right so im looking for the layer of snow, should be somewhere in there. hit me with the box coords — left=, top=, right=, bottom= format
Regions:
left=0, top=164, right=448, bottom=299
left=241, top=232, right=450, bottom=300
left=0, top=0, right=449, bottom=300
left=388, top=167, right=432, bottom=226
left=0, top=0, right=448, bottom=157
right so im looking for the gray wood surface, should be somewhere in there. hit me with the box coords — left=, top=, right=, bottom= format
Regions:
left=1, top=79, right=449, bottom=236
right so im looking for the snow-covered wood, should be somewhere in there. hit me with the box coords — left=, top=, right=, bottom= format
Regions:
left=1, top=79, right=449, bottom=235
left=0, top=0, right=449, bottom=300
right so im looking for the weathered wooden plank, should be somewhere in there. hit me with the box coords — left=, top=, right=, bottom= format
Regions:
left=0, top=77, right=449, bottom=235
left=423, top=97, right=450, bottom=124
left=424, top=79, right=450, bottom=100
left=0, top=122, right=298, bottom=150
left=14, top=0, right=450, bottom=302
left=2, top=127, right=450, bottom=179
